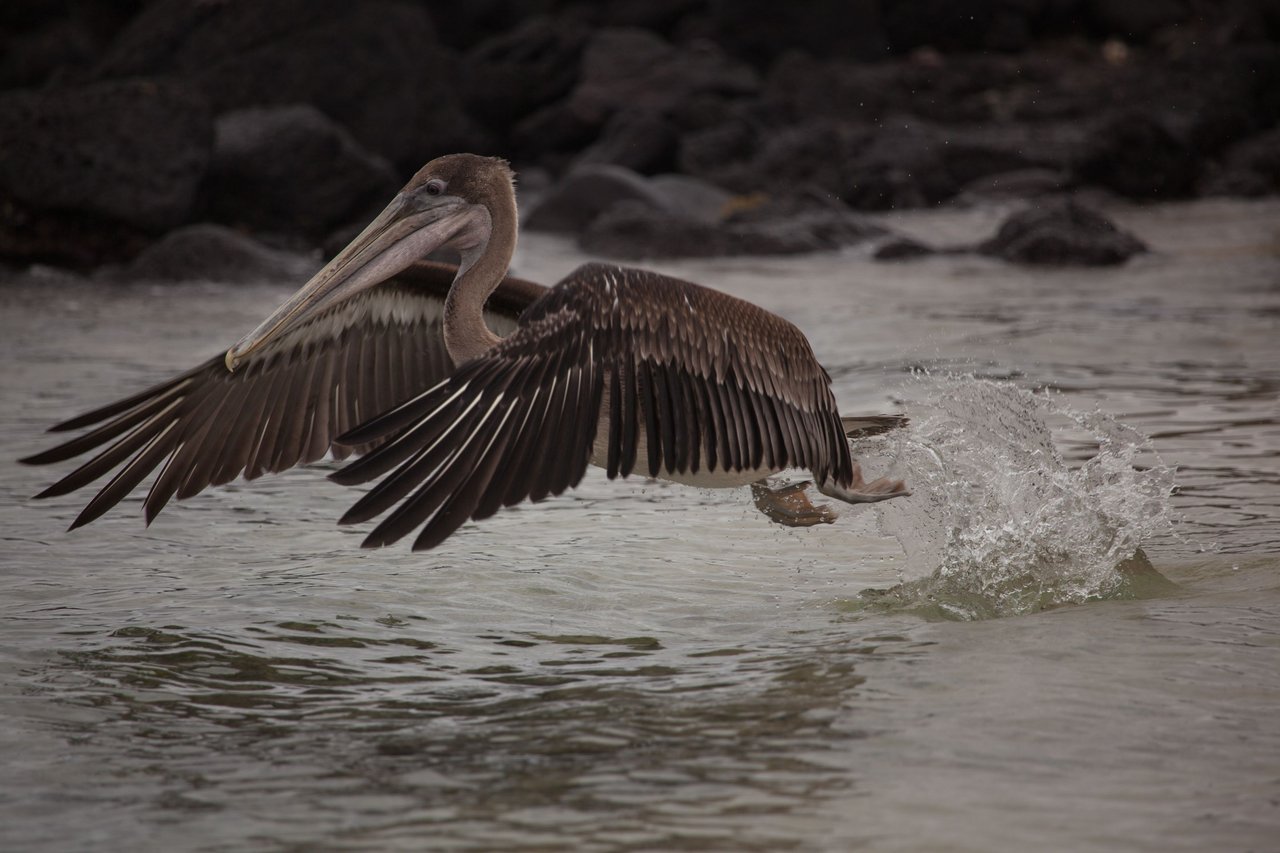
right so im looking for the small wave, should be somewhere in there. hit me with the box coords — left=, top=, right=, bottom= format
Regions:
left=854, top=376, right=1177, bottom=619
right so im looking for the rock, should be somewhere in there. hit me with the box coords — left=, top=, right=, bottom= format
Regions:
left=573, top=110, right=680, bottom=174
left=959, top=168, right=1072, bottom=200
left=580, top=193, right=882, bottom=260
left=881, top=0, right=1043, bottom=53
left=1086, top=0, right=1189, bottom=40
left=523, top=164, right=671, bottom=232
left=977, top=200, right=1147, bottom=265
left=523, top=163, right=734, bottom=233
left=95, top=0, right=485, bottom=169
left=873, top=236, right=938, bottom=261
left=0, top=78, right=212, bottom=267
left=1197, top=127, right=1280, bottom=197
left=1073, top=111, right=1198, bottom=199
left=204, top=105, right=400, bottom=237
left=111, top=224, right=318, bottom=283
left=571, top=28, right=758, bottom=122
left=648, top=174, right=734, bottom=223
left=513, top=27, right=757, bottom=161
left=461, top=15, right=590, bottom=133
left=703, top=0, right=889, bottom=66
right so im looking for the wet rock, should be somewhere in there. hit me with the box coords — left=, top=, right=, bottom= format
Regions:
left=703, top=0, right=889, bottom=66
left=699, top=117, right=1039, bottom=211
left=1198, top=127, right=1280, bottom=197
left=1073, top=111, right=1198, bottom=199
left=873, top=236, right=938, bottom=261
left=1086, top=0, right=1189, bottom=40
left=461, top=15, right=590, bottom=133
left=514, top=27, right=757, bottom=161
left=523, top=164, right=670, bottom=232
left=959, top=168, right=1072, bottom=201
left=523, top=163, right=734, bottom=232
left=0, top=78, right=211, bottom=266
left=881, top=0, right=1043, bottom=53
left=580, top=193, right=882, bottom=260
left=95, top=0, right=484, bottom=168
left=648, top=174, right=734, bottom=223
left=573, top=110, right=680, bottom=175
left=977, top=200, right=1147, bottom=266
left=110, top=223, right=318, bottom=283
left=204, top=105, right=400, bottom=238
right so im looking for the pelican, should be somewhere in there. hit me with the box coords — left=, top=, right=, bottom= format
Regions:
left=23, top=154, right=909, bottom=550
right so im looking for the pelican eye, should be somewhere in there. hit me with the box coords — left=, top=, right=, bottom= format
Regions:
left=425, top=179, right=447, bottom=197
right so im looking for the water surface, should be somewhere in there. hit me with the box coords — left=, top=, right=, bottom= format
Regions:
left=2, top=198, right=1278, bottom=851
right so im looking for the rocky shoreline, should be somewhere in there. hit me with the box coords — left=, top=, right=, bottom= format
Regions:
left=2, top=0, right=1277, bottom=278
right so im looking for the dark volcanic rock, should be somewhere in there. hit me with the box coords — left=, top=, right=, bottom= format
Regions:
left=205, top=105, right=399, bottom=237
left=580, top=194, right=882, bottom=260
left=0, top=79, right=212, bottom=231
left=1198, top=127, right=1280, bottom=197
left=873, top=236, right=938, bottom=261
left=0, top=78, right=211, bottom=267
left=573, top=110, right=681, bottom=174
left=95, top=0, right=484, bottom=168
left=523, top=164, right=674, bottom=232
left=881, top=0, right=1040, bottom=53
left=1073, top=111, right=1198, bottom=199
left=112, top=223, right=318, bottom=283
left=978, top=200, right=1148, bottom=266
left=704, top=0, right=889, bottom=66
left=686, top=116, right=1041, bottom=211
left=959, top=168, right=1072, bottom=201
left=462, top=15, right=590, bottom=133
left=1086, top=0, right=1189, bottom=40
left=513, top=27, right=758, bottom=161
left=524, top=164, right=735, bottom=233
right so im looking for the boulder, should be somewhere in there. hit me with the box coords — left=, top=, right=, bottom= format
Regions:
left=95, top=0, right=485, bottom=169
left=580, top=193, right=882, bottom=260
left=573, top=109, right=681, bottom=174
left=977, top=200, right=1147, bottom=266
left=204, top=105, right=400, bottom=237
left=1198, top=127, right=1280, bottom=197
left=0, top=78, right=212, bottom=232
left=873, top=236, right=938, bottom=261
left=0, top=78, right=211, bottom=267
left=703, top=0, right=889, bottom=66
left=523, top=163, right=734, bottom=232
left=513, top=27, right=757, bottom=160
left=523, top=164, right=671, bottom=232
left=1073, top=111, right=1198, bottom=199
left=881, top=0, right=1044, bottom=53
left=110, top=223, right=318, bottom=283
left=958, top=168, right=1072, bottom=201
left=1086, top=0, right=1189, bottom=40
left=461, top=15, right=590, bottom=133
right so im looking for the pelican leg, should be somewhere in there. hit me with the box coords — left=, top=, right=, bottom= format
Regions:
left=817, top=461, right=910, bottom=505
left=750, top=479, right=838, bottom=527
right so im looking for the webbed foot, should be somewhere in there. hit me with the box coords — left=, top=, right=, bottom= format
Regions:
left=750, top=480, right=838, bottom=527
left=817, top=462, right=911, bottom=505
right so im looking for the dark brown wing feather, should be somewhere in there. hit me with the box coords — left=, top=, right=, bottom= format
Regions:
left=20, top=261, right=545, bottom=529
left=331, top=262, right=855, bottom=550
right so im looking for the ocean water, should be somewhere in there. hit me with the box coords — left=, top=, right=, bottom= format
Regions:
left=2, top=197, right=1278, bottom=851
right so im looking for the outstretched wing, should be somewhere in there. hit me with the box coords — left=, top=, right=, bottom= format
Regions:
left=331, top=262, right=856, bottom=550
left=20, top=261, right=545, bottom=529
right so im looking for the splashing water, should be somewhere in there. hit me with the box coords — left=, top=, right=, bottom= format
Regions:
left=856, top=376, right=1177, bottom=619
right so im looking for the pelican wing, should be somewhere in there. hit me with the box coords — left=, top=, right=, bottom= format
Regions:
left=21, top=261, right=545, bottom=529
left=332, top=262, right=857, bottom=550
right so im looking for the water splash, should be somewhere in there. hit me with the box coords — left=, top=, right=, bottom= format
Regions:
left=855, top=376, right=1177, bottom=619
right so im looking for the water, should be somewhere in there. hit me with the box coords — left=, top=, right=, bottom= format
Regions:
left=2, top=198, right=1278, bottom=851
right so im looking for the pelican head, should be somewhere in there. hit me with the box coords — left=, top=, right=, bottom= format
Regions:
left=225, top=154, right=516, bottom=372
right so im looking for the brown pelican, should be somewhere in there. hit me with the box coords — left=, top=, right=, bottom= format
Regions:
left=23, top=154, right=909, bottom=550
